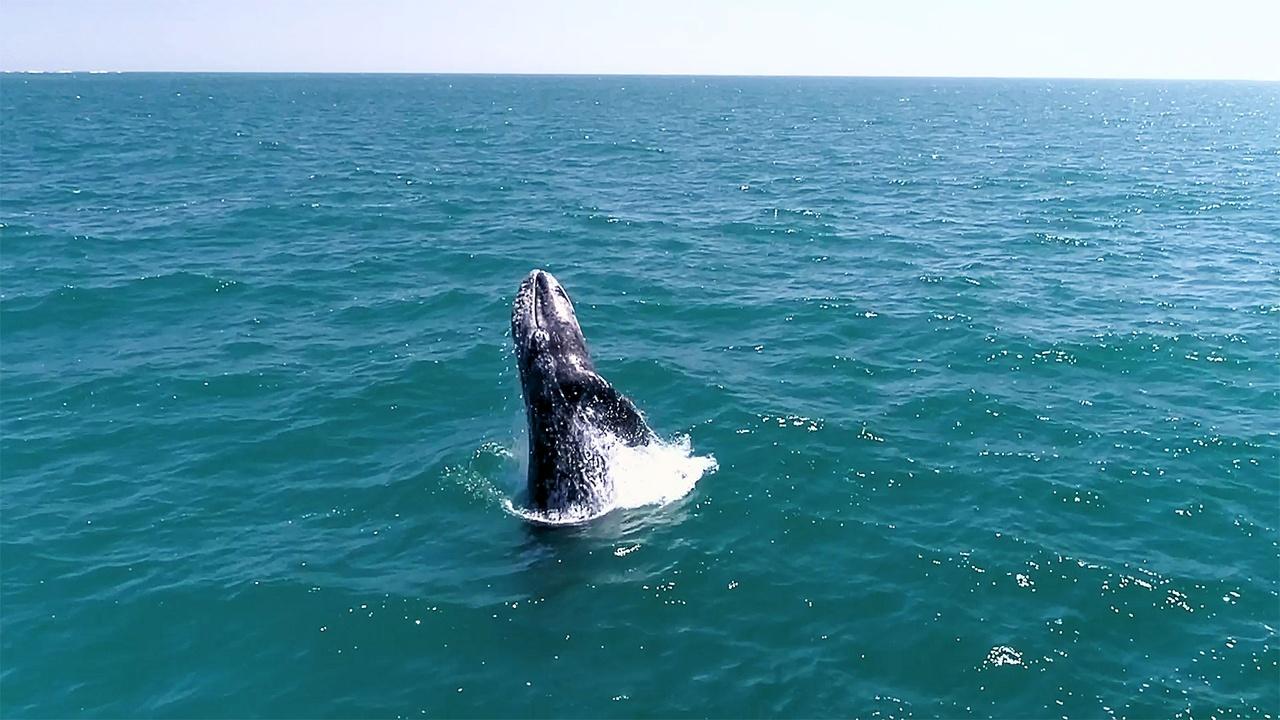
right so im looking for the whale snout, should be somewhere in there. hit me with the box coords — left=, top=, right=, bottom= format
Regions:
left=514, top=269, right=577, bottom=331
left=529, top=269, right=575, bottom=326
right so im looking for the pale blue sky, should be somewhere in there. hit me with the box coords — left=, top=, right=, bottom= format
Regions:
left=2, top=0, right=1277, bottom=80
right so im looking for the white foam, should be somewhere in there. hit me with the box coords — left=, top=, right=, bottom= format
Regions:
left=501, top=431, right=716, bottom=526
left=609, top=434, right=716, bottom=510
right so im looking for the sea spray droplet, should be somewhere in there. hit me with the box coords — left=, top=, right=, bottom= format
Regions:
left=985, top=646, right=1024, bottom=667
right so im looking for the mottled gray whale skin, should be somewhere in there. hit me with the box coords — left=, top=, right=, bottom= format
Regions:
left=511, top=269, right=654, bottom=513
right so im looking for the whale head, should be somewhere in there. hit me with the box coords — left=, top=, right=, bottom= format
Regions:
left=511, top=269, right=595, bottom=398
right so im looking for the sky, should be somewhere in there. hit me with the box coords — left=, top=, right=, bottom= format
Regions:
left=2, top=0, right=1277, bottom=80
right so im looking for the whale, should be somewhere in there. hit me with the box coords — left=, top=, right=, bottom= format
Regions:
left=511, top=269, right=655, bottom=515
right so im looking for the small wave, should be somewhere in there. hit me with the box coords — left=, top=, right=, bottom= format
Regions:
left=501, top=499, right=610, bottom=527
left=501, top=433, right=716, bottom=526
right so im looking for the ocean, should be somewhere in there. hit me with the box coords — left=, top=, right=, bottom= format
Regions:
left=1, top=74, right=1277, bottom=718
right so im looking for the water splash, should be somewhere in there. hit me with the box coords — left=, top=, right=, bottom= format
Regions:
left=609, top=434, right=716, bottom=510
left=501, top=431, right=716, bottom=526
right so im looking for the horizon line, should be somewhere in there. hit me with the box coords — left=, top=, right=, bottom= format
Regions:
left=2, top=69, right=1278, bottom=83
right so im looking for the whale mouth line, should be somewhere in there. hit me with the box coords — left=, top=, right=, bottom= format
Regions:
left=518, top=269, right=559, bottom=332
left=529, top=283, right=542, bottom=329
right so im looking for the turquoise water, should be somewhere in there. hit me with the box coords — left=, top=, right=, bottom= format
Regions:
left=2, top=74, right=1278, bottom=718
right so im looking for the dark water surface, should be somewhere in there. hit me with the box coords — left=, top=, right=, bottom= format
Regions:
left=2, top=74, right=1278, bottom=718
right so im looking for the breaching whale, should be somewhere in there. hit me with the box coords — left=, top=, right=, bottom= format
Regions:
left=511, top=269, right=655, bottom=515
